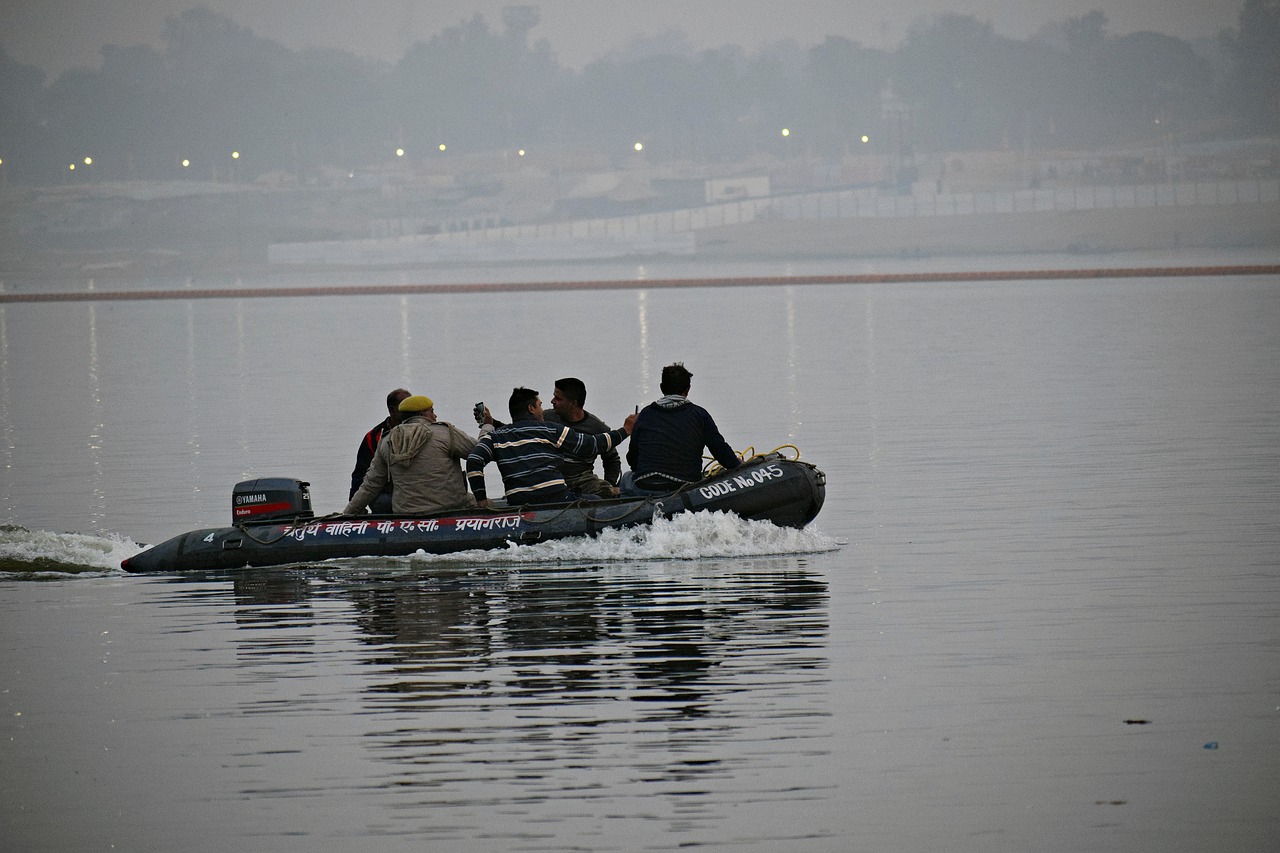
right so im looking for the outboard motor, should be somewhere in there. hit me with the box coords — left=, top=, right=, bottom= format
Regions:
left=232, top=477, right=313, bottom=525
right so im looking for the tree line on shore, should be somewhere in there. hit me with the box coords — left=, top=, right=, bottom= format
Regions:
left=1, top=2, right=1277, bottom=186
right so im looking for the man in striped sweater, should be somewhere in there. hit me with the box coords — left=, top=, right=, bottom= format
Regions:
left=467, top=387, right=637, bottom=506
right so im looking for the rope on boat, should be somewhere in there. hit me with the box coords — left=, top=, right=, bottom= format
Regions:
left=702, top=443, right=803, bottom=478
left=237, top=511, right=344, bottom=545
left=518, top=494, right=663, bottom=528
left=486, top=445, right=812, bottom=530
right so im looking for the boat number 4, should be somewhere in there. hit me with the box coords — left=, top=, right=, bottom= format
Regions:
left=698, top=463, right=786, bottom=499
left=204, top=532, right=216, bottom=542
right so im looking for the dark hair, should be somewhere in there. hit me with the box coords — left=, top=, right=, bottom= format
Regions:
left=555, top=377, right=586, bottom=407
left=659, top=362, right=692, bottom=396
left=508, top=386, right=539, bottom=421
left=386, top=388, right=410, bottom=412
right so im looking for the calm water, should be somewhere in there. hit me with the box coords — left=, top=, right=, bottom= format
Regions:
left=2, top=256, right=1279, bottom=851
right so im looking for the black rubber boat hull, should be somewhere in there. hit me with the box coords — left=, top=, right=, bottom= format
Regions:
left=121, top=455, right=825, bottom=573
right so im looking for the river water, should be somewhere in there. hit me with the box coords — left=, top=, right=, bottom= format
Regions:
left=2, top=253, right=1278, bottom=851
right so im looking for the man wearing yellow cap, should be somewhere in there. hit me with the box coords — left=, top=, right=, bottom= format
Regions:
left=345, top=395, right=479, bottom=515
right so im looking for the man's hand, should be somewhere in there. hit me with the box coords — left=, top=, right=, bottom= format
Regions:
left=476, top=498, right=493, bottom=509
left=623, top=412, right=638, bottom=434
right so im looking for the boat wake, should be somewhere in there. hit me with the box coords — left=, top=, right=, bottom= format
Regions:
left=0, top=524, right=145, bottom=576
left=346, top=511, right=841, bottom=569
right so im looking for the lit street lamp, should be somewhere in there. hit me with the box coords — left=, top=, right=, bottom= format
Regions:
left=779, top=128, right=795, bottom=164
left=228, top=152, right=246, bottom=259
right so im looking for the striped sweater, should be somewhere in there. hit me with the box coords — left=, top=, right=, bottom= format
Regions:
left=466, top=418, right=628, bottom=504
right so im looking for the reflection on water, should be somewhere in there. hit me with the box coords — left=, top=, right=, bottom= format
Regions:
left=204, top=559, right=831, bottom=845
left=784, top=285, right=800, bottom=442
left=636, top=289, right=652, bottom=398
left=87, top=303, right=107, bottom=532
left=225, top=559, right=827, bottom=709
left=0, top=305, right=12, bottom=517
left=234, top=300, right=250, bottom=468
left=184, top=300, right=203, bottom=520
left=398, top=294, right=413, bottom=385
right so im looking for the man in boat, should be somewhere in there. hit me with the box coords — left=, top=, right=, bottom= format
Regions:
left=543, top=377, right=622, bottom=498
left=622, top=362, right=741, bottom=495
left=345, top=395, right=479, bottom=515
left=349, top=388, right=410, bottom=513
left=467, top=387, right=636, bottom=507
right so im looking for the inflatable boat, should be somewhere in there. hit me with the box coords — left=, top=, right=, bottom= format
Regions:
left=120, top=453, right=826, bottom=573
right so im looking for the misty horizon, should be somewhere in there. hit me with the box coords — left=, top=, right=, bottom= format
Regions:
left=2, top=3, right=1274, bottom=185
left=2, top=0, right=1246, bottom=80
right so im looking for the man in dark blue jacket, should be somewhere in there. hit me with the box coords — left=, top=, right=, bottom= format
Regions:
left=623, top=362, right=740, bottom=494
left=467, top=387, right=636, bottom=506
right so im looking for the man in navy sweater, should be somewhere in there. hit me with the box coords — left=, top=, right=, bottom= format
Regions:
left=623, top=362, right=740, bottom=495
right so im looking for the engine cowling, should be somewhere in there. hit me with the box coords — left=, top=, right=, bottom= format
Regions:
left=232, top=477, right=312, bottom=525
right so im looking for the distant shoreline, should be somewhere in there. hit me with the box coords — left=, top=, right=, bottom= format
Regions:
left=2, top=190, right=1277, bottom=281
left=693, top=204, right=1280, bottom=261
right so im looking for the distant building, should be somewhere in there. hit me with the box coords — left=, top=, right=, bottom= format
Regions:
left=705, top=175, right=771, bottom=203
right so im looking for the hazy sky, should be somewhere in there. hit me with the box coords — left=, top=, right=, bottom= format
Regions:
left=2, top=0, right=1246, bottom=78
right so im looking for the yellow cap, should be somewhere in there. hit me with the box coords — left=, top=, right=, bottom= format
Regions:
left=398, top=395, right=434, bottom=412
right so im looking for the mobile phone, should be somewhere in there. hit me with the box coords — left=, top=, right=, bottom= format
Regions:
left=473, top=402, right=485, bottom=423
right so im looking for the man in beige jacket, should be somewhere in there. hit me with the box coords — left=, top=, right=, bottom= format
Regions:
left=345, top=395, right=479, bottom=515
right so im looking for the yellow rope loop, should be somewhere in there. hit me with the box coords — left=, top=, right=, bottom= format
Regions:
left=701, top=444, right=802, bottom=477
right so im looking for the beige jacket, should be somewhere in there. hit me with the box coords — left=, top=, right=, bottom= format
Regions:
left=344, top=416, right=478, bottom=515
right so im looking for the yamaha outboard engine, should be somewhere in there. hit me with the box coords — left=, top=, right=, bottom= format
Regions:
left=232, top=478, right=313, bottom=525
